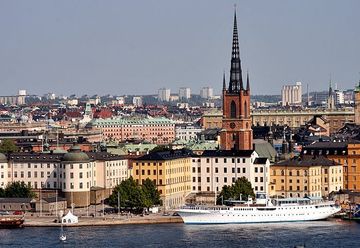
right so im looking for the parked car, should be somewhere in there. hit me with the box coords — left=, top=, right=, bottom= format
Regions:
left=13, top=211, right=24, bottom=215
left=0, top=210, right=10, bottom=215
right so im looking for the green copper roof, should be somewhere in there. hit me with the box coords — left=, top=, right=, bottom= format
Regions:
left=90, top=117, right=175, bottom=127
left=0, top=153, right=7, bottom=163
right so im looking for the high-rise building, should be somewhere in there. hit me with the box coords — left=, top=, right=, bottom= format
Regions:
left=220, top=10, right=253, bottom=151
left=281, top=82, right=302, bottom=106
left=158, top=88, right=170, bottom=102
left=200, top=87, right=213, bottom=99
left=132, top=96, right=142, bottom=107
left=179, top=87, right=191, bottom=100
left=334, top=90, right=344, bottom=105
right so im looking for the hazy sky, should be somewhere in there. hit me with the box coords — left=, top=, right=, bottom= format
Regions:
left=0, top=0, right=359, bottom=96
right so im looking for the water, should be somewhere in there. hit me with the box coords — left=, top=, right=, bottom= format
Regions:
left=1, top=220, right=359, bottom=247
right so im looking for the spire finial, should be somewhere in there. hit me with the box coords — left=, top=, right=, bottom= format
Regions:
left=246, top=70, right=250, bottom=91
left=223, top=71, right=226, bottom=91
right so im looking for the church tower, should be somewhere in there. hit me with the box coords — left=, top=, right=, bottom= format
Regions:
left=220, top=11, right=253, bottom=151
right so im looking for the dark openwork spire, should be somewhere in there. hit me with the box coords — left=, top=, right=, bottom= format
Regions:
left=228, top=8, right=243, bottom=93
left=246, top=71, right=250, bottom=91
left=223, top=71, right=226, bottom=90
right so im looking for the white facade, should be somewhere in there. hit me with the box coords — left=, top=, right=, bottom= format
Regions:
left=132, top=96, right=142, bottom=107
left=158, top=88, right=171, bottom=102
left=179, top=87, right=191, bottom=100
left=334, top=90, right=344, bottom=105
left=200, top=87, right=214, bottom=99
left=175, top=124, right=203, bottom=141
left=191, top=151, right=270, bottom=195
left=281, top=82, right=302, bottom=106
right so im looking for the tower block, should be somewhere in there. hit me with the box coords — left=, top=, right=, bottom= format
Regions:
left=220, top=11, right=253, bottom=151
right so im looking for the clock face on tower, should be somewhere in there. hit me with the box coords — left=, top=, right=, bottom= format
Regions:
left=230, top=122, right=236, bottom=129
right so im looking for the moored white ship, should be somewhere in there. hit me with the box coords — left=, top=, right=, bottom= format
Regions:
left=177, top=195, right=340, bottom=224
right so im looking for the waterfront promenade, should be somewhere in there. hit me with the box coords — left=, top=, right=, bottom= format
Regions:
left=23, top=213, right=183, bottom=227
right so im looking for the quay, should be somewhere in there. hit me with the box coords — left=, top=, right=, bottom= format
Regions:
left=23, top=213, right=183, bottom=227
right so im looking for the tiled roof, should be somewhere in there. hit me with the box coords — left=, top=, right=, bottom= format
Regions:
left=274, top=155, right=339, bottom=167
left=136, top=149, right=193, bottom=161
left=200, top=149, right=254, bottom=158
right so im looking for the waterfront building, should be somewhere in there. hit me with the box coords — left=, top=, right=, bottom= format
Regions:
left=191, top=150, right=270, bottom=195
left=179, top=87, right=191, bottom=100
left=281, top=82, right=302, bottom=106
left=0, top=147, right=129, bottom=207
left=270, top=155, right=343, bottom=198
left=158, top=88, right=171, bottom=102
left=220, top=11, right=252, bottom=150
left=200, top=87, right=213, bottom=99
left=133, top=150, right=192, bottom=209
left=302, top=141, right=360, bottom=192
left=89, top=117, right=175, bottom=144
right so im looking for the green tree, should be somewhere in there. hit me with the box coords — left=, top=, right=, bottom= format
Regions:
left=0, top=139, right=18, bottom=154
left=108, top=177, right=145, bottom=210
left=4, top=181, right=35, bottom=198
left=141, top=178, right=161, bottom=209
left=217, top=177, right=255, bottom=205
left=0, top=187, right=5, bottom=197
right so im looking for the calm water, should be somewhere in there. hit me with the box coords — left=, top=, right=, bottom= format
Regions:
left=1, top=220, right=359, bottom=247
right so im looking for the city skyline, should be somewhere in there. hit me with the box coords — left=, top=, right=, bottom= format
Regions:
left=1, top=0, right=359, bottom=96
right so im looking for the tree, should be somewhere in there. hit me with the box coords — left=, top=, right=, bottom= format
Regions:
left=142, top=178, right=161, bottom=209
left=217, top=177, right=255, bottom=205
left=0, top=139, right=18, bottom=154
left=4, top=181, right=35, bottom=198
left=0, top=187, right=5, bottom=197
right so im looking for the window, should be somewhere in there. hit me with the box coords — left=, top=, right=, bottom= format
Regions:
left=198, top=177, right=201, bottom=182
left=70, top=173, right=74, bottom=179
left=242, top=168, right=246, bottom=173
left=79, top=172, right=83, bottom=179
left=41, top=172, right=44, bottom=178
left=136, top=170, right=139, bottom=175
left=255, top=167, right=258, bottom=173
left=224, top=167, right=227, bottom=173
left=206, top=167, right=210, bottom=173
left=215, top=158, right=218, bottom=163
left=255, top=177, right=258, bottom=182
left=70, top=183, right=74, bottom=189
left=159, top=170, right=162, bottom=175
left=215, top=167, right=218, bottom=173
left=142, top=170, right=145, bottom=175
left=79, top=182, right=83, bottom=189
left=230, top=100, right=236, bottom=118
left=193, top=177, right=196, bottom=182
left=207, top=177, right=210, bottom=183
left=28, top=171, right=31, bottom=178
left=224, top=177, right=227, bottom=183
left=206, top=158, right=210, bottom=163
left=224, top=158, right=227, bottom=163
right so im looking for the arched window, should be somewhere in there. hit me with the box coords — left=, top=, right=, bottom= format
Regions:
left=230, top=101, right=236, bottom=118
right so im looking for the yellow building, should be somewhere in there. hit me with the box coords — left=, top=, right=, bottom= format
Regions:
left=270, top=156, right=342, bottom=198
left=303, top=141, right=360, bottom=191
left=133, top=150, right=192, bottom=209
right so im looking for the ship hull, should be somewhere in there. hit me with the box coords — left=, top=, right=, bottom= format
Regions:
left=178, top=203, right=341, bottom=224
left=0, top=218, right=24, bottom=228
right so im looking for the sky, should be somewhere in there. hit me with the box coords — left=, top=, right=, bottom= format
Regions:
left=0, top=0, right=359, bottom=97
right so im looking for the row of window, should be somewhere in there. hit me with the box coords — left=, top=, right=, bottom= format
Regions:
left=192, top=167, right=248, bottom=174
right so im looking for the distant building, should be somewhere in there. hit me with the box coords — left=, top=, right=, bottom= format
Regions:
left=355, top=82, right=360, bottom=125
left=179, top=87, right=191, bottom=100
left=200, top=87, right=213, bottom=99
left=281, top=82, right=302, bottom=106
left=132, top=96, right=142, bottom=107
left=175, top=123, right=202, bottom=141
left=334, top=90, right=344, bottom=105
left=158, top=88, right=171, bottom=102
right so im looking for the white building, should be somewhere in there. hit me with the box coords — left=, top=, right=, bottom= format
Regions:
left=334, top=90, right=344, bottom=105
left=132, top=96, right=142, bottom=107
left=179, top=87, right=191, bottom=100
left=281, top=82, right=302, bottom=106
left=191, top=150, right=270, bottom=194
left=158, top=88, right=171, bottom=102
left=200, top=87, right=214, bottom=99
left=175, top=124, right=203, bottom=141
left=0, top=147, right=130, bottom=207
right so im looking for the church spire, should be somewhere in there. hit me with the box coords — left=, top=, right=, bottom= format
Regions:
left=222, top=71, right=226, bottom=90
left=246, top=71, right=250, bottom=91
left=228, top=8, right=243, bottom=92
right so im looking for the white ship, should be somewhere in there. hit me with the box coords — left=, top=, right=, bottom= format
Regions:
left=177, top=194, right=341, bottom=224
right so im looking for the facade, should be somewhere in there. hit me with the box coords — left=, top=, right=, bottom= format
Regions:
left=220, top=12, right=252, bottom=151
left=302, top=141, right=360, bottom=191
left=191, top=150, right=269, bottom=195
left=133, top=150, right=192, bottom=209
left=179, top=87, right=191, bottom=100
left=0, top=148, right=129, bottom=207
left=158, top=88, right=171, bottom=102
left=90, top=117, right=175, bottom=144
left=132, top=96, right=142, bottom=107
left=270, top=156, right=343, bottom=198
left=281, top=82, right=302, bottom=106
left=175, top=124, right=203, bottom=141
left=335, top=90, right=344, bottom=105
left=200, top=87, right=213, bottom=99
left=0, top=95, right=26, bottom=105
left=355, top=82, right=360, bottom=125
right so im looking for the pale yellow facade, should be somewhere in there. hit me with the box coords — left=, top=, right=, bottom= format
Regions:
left=133, top=154, right=192, bottom=209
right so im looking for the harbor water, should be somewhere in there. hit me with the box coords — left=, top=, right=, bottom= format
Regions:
left=1, top=220, right=359, bottom=247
